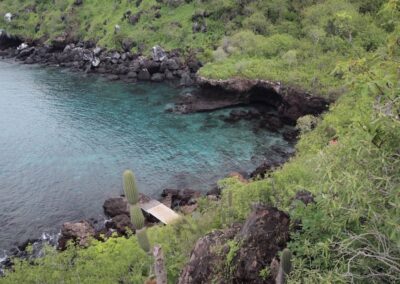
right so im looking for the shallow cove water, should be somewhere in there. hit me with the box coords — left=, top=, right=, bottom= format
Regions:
left=0, top=60, right=293, bottom=251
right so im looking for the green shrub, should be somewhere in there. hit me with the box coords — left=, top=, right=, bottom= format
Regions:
left=296, top=115, right=320, bottom=134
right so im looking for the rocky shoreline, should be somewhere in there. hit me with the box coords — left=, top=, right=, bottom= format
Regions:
left=0, top=31, right=199, bottom=86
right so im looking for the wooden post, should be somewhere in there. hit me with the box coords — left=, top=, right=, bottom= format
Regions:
left=153, top=245, right=167, bottom=284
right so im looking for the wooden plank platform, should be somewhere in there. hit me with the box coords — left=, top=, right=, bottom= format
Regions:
left=140, top=199, right=181, bottom=224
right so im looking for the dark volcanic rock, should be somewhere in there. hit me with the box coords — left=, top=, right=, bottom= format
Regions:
left=179, top=205, right=290, bottom=284
left=152, top=45, right=167, bottom=62
left=180, top=72, right=194, bottom=86
left=58, top=220, right=95, bottom=250
left=294, top=190, right=315, bottom=205
left=16, top=47, right=35, bottom=59
left=161, top=188, right=201, bottom=209
left=234, top=206, right=290, bottom=283
left=259, top=115, right=284, bottom=132
left=105, top=214, right=135, bottom=235
left=151, top=72, right=165, bottom=82
left=103, top=197, right=129, bottom=217
left=197, top=77, right=330, bottom=124
left=106, top=74, right=120, bottom=81
left=206, top=185, right=221, bottom=197
left=250, top=161, right=281, bottom=179
left=138, top=69, right=151, bottom=80
left=282, top=128, right=299, bottom=142
left=0, top=31, right=22, bottom=49
left=121, top=39, right=133, bottom=52
left=178, top=224, right=241, bottom=284
left=128, top=13, right=141, bottom=25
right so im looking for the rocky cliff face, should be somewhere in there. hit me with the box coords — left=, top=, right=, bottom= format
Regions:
left=195, top=77, right=331, bottom=125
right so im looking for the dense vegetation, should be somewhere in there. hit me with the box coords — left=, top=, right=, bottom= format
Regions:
left=1, top=0, right=399, bottom=283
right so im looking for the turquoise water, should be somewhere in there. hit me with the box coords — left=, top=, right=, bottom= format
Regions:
left=0, top=61, right=292, bottom=250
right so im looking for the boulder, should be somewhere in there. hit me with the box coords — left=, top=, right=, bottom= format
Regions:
left=128, top=13, right=141, bottom=25
left=138, top=69, right=151, bottom=80
left=121, top=39, right=133, bottom=52
left=146, top=60, right=160, bottom=74
left=107, top=74, right=120, bottom=81
left=282, top=128, right=299, bottom=142
left=294, top=190, right=315, bottom=205
left=93, top=47, right=102, bottom=55
left=187, top=59, right=202, bottom=73
left=91, top=57, right=100, bottom=67
left=103, top=197, right=129, bottom=217
left=180, top=72, right=194, bottom=86
left=115, top=65, right=129, bottom=75
left=179, top=206, right=290, bottom=284
left=151, top=73, right=165, bottom=82
left=165, top=70, right=175, bottom=80
left=127, top=71, right=137, bottom=79
left=58, top=220, right=95, bottom=250
left=178, top=224, right=241, bottom=284
left=111, top=51, right=121, bottom=60
left=166, top=58, right=179, bottom=70
left=250, top=161, right=280, bottom=179
left=115, top=24, right=121, bottom=34
left=152, top=45, right=167, bottom=62
left=161, top=188, right=201, bottom=209
left=129, top=60, right=141, bottom=72
left=233, top=206, right=290, bottom=283
left=4, top=13, right=12, bottom=23
left=16, top=47, right=35, bottom=59
left=105, top=214, right=135, bottom=235
left=17, top=43, right=28, bottom=51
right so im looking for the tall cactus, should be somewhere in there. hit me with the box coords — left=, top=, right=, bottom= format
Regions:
left=276, top=248, right=292, bottom=284
left=123, top=169, right=150, bottom=254
left=136, top=228, right=151, bottom=253
left=123, top=169, right=139, bottom=205
left=130, top=204, right=145, bottom=230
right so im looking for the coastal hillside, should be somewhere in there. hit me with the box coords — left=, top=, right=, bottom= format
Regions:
left=0, top=0, right=399, bottom=283
left=0, top=0, right=391, bottom=94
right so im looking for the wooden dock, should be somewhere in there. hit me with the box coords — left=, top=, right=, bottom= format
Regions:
left=140, top=198, right=181, bottom=225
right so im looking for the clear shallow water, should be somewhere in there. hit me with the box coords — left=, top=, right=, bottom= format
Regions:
left=0, top=61, right=292, bottom=250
